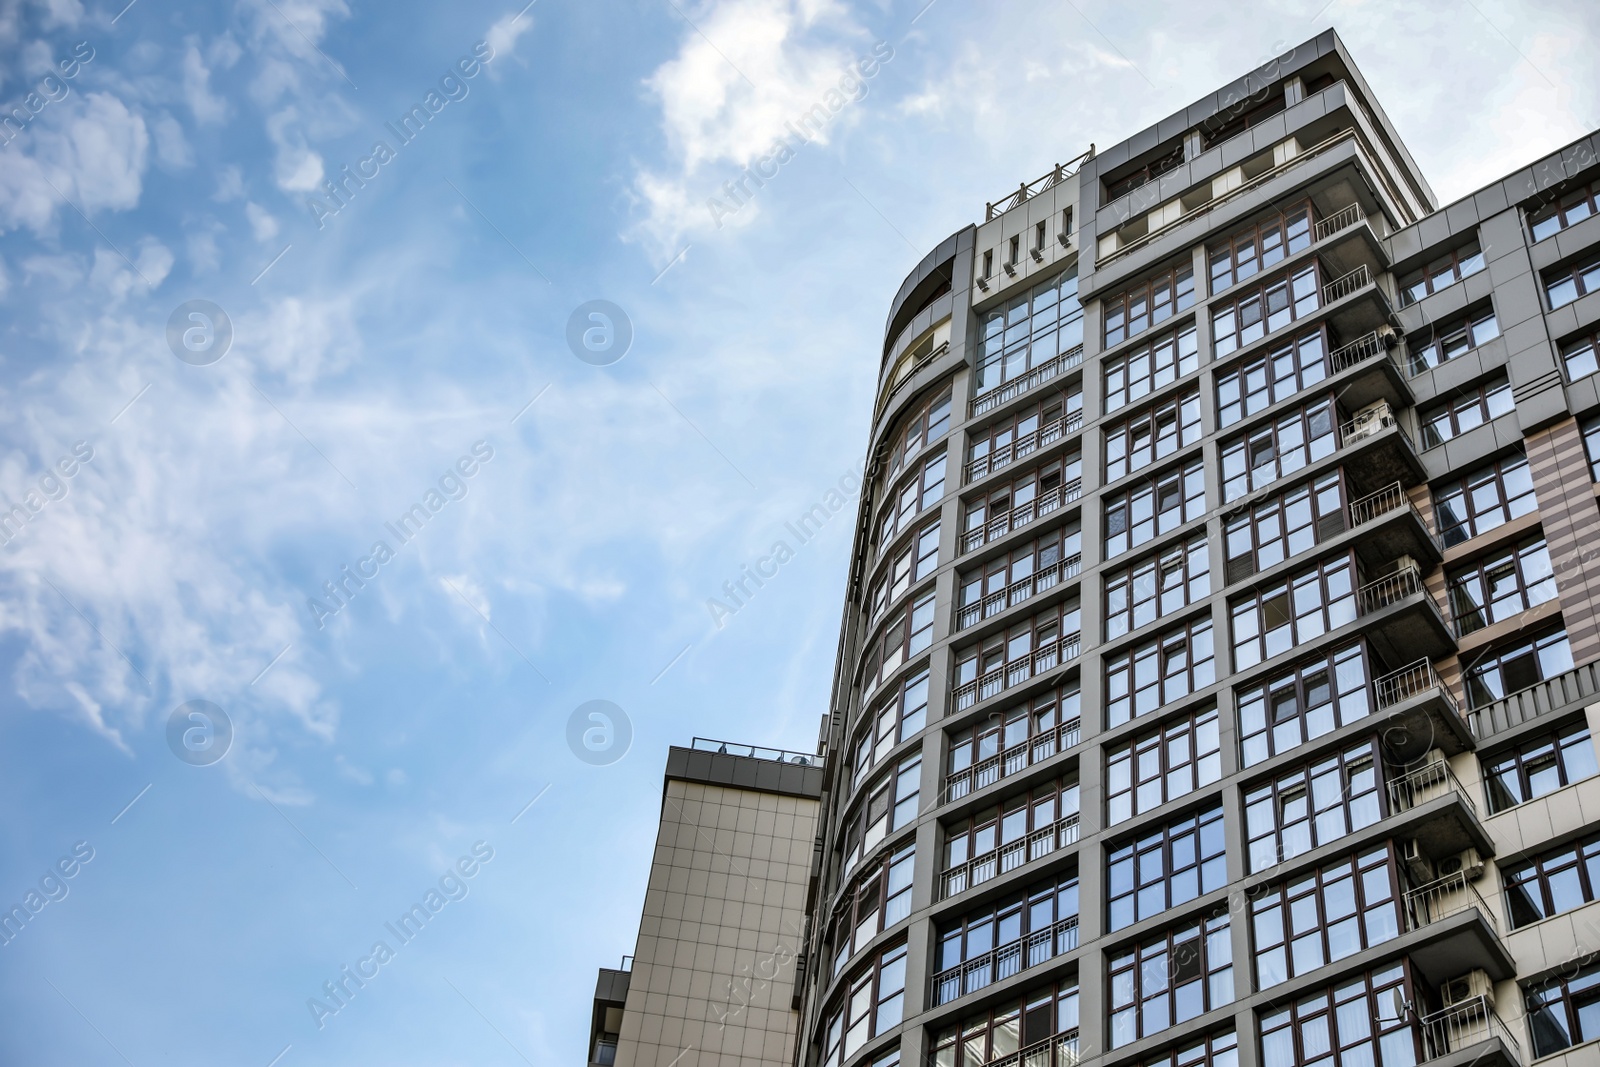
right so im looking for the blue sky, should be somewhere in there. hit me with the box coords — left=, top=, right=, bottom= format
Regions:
left=0, top=0, right=1596, bottom=1063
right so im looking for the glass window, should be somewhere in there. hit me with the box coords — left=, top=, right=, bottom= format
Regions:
left=829, top=940, right=907, bottom=1063
left=1407, top=305, right=1499, bottom=374
left=1223, top=472, right=1346, bottom=583
left=1199, top=87, right=1286, bottom=150
left=1529, top=179, right=1600, bottom=241
left=860, top=589, right=936, bottom=697
left=1464, top=626, right=1574, bottom=710
left=1562, top=329, right=1600, bottom=383
left=946, top=683, right=1081, bottom=801
left=952, top=598, right=1081, bottom=711
left=1104, top=458, right=1206, bottom=559
left=1212, top=263, right=1321, bottom=357
left=830, top=843, right=916, bottom=977
left=1106, top=616, right=1216, bottom=728
left=1526, top=959, right=1600, bottom=1058
left=1584, top=414, right=1600, bottom=482
left=1419, top=375, right=1513, bottom=448
left=1209, top=201, right=1313, bottom=291
left=1399, top=241, right=1486, bottom=306
left=1104, top=264, right=1197, bottom=348
left=1237, top=642, right=1370, bottom=768
left=963, top=451, right=1082, bottom=553
left=1219, top=395, right=1338, bottom=502
left=869, top=519, right=940, bottom=627
left=930, top=978, right=1080, bottom=1067
left=1504, top=831, right=1600, bottom=929
left=976, top=270, right=1085, bottom=397
left=882, top=385, right=953, bottom=484
left=1483, top=719, right=1598, bottom=813
left=1136, top=1028, right=1239, bottom=1067
left=1432, top=452, right=1538, bottom=548
left=1109, top=913, right=1233, bottom=1047
left=852, top=669, right=930, bottom=788
left=878, top=447, right=947, bottom=547
left=1252, top=847, right=1400, bottom=988
left=1216, top=328, right=1328, bottom=427
left=1244, top=740, right=1384, bottom=873
left=1104, top=323, right=1200, bottom=413
left=1259, top=963, right=1417, bottom=1066
left=1546, top=251, right=1600, bottom=310
left=1229, top=553, right=1357, bottom=672
left=942, top=776, right=1079, bottom=897
left=1104, top=534, right=1210, bottom=640
left=934, top=869, right=1079, bottom=1004
left=1446, top=535, right=1557, bottom=636
left=1105, top=389, right=1203, bottom=482
left=1107, top=804, right=1227, bottom=930
left=838, top=753, right=922, bottom=879
left=1106, top=705, right=1222, bottom=825
left=957, top=522, right=1081, bottom=630
left=967, top=390, right=1084, bottom=481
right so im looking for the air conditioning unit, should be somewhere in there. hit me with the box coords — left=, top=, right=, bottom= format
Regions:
left=1344, top=399, right=1394, bottom=442
left=1401, top=838, right=1434, bottom=883
left=1391, top=554, right=1420, bottom=577
left=1435, top=848, right=1486, bottom=881
left=1377, top=323, right=1399, bottom=348
left=1441, top=969, right=1495, bottom=1011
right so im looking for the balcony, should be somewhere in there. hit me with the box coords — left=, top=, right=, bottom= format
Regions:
left=1467, top=655, right=1600, bottom=739
left=966, top=411, right=1084, bottom=483
left=962, top=479, right=1083, bottom=554
left=1325, top=329, right=1411, bottom=415
left=1356, top=565, right=1456, bottom=663
left=941, top=814, right=1080, bottom=899
left=958, top=554, right=1083, bottom=631
left=970, top=346, right=1085, bottom=418
left=1417, top=997, right=1522, bottom=1067
left=944, top=719, right=1083, bottom=803
left=1345, top=481, right=1442, bottom=572
left=1336, top=402, right=1426, bottom=491
left=1385, top=754, right=1492, bottom=864
left=1374, top=659, right=1475, bottom=759
left=975, top=1031, right=1081, bottom=1067
left=932, top=916, right=1079, bottom=1006
left=953, top=631, right=1082, bottom=712
left=1402, top=869, right=1517, bottom=993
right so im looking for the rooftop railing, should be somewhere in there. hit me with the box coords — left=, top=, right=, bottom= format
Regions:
left=956, top=554, right=1082, bottom=631
left=689, top=738, right=824, bottom=766
left=941, top=815, right=1080, bottom=899
left=966, top=411, right=1084, bottom=483
left=943, top=719, right=1082, bottom=803
left=932, top=916, right=1079, bottom=1006
left=984, top=149, right=1095, bottom=221
left=952, top=631, right=1082, bottom=712
left=970, top=347, right=1085, bottom=418
left=961, top=479, right=1083, bottom=554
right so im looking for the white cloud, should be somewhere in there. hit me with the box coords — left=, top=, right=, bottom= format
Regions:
left=484, top=8, right=535, bottom=77
left=87, top=238, right=172, bottom=302
left=182, top=40, right=228, bottom=125
left=0, top=92, right=149, bottom=234
left=213, top=164, right=245, bottom=201
left=266, top=106, right=325, bottom=192
left=245, top=200, right=279, bottom=241
left=38, top=0, right=81, bottom=29
left=151, top=112, right=193, bottom=168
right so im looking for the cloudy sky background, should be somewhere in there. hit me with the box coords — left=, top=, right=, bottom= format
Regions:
left=0, top=0, right=1596, bottom=1063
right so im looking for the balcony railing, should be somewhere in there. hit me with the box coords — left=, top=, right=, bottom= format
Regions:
left=1418, top=996, right=1521, bottom=1062
left=1468, top=657, right=1600, bottom=739
left=1374, top=659, right=1463, bottom=720
left=1323, top=263, right=1374, bottom=304
left=957, top=554, right=1083, bottom=630
left=932, top=916, right=1080, bottom=1006
left=944, top=719, right=1083, bottom=803
left=1387, top=754, right=1478, bottom=819
left=1338, top=405, right=1414, bottom=451
left=941, top=815, right=1080, bottom=899
left=953, top=632, right=1082, bottom=712
left=1347, top=482, right=1438, bottom=552
left=1313, top=202, right=1366, bottom=242
left=689, top=738, right=824, bottom=766
left=1404, top=869, right=1500, bottom=934
left=966, top=412, right=1084, bottom=482
left=1358, top=565, right=1425, bottom=615
left=962, top=480, right=1083, bottom=554
left=976, top=1031, right=1082, bottom=1067
left=970, top=347, right=1085, bottom=418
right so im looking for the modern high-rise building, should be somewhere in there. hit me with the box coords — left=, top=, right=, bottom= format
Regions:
left=594, top=27, right=1600, bottom=1067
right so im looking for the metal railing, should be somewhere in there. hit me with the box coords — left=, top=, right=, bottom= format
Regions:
left=1468, top=657, right=1600, bottom=739
left=1347, top=481, right=1438, bottom=553
left=957, top=555, right=1083, bottom=631
left=941, top=815, right=1080, bottom=899
left=953, top=632, right=1082, bottom=712
left=1418, top=996, right=1521, bottom=1062
left=1339, top=404, right=1416, bottom=451
left=961, top=480, right=1083, bottom=554
left=1358, top=565, right=1425, bottom=615
left=944, top=719, right=1083, bottom=802
left=1375, top=659, right=1464, bottom=722
left=974, top=1031, right=1082, bottom=1067
left=1323, top=263, right=1374, bottom=304
left=1387, top=754, right=1478, bottom=819
left=689, top=738, right=824, bottom=766
left=1404, top=869, right=1500, bottom=934
left=966, top=412, right=1084, bottom=482
left=932, top=917, right=1080, bottom=1006
left=1313, top=202, right=1366, bottom=242
left=970, top=347, right=1086, bottom=417
left=985, top=149, right=1095, bottom=221
left=1327, top=329, right=1397, bottom=374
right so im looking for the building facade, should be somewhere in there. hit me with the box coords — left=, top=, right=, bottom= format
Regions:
left=598, top=28, right=1600, bottom=1067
